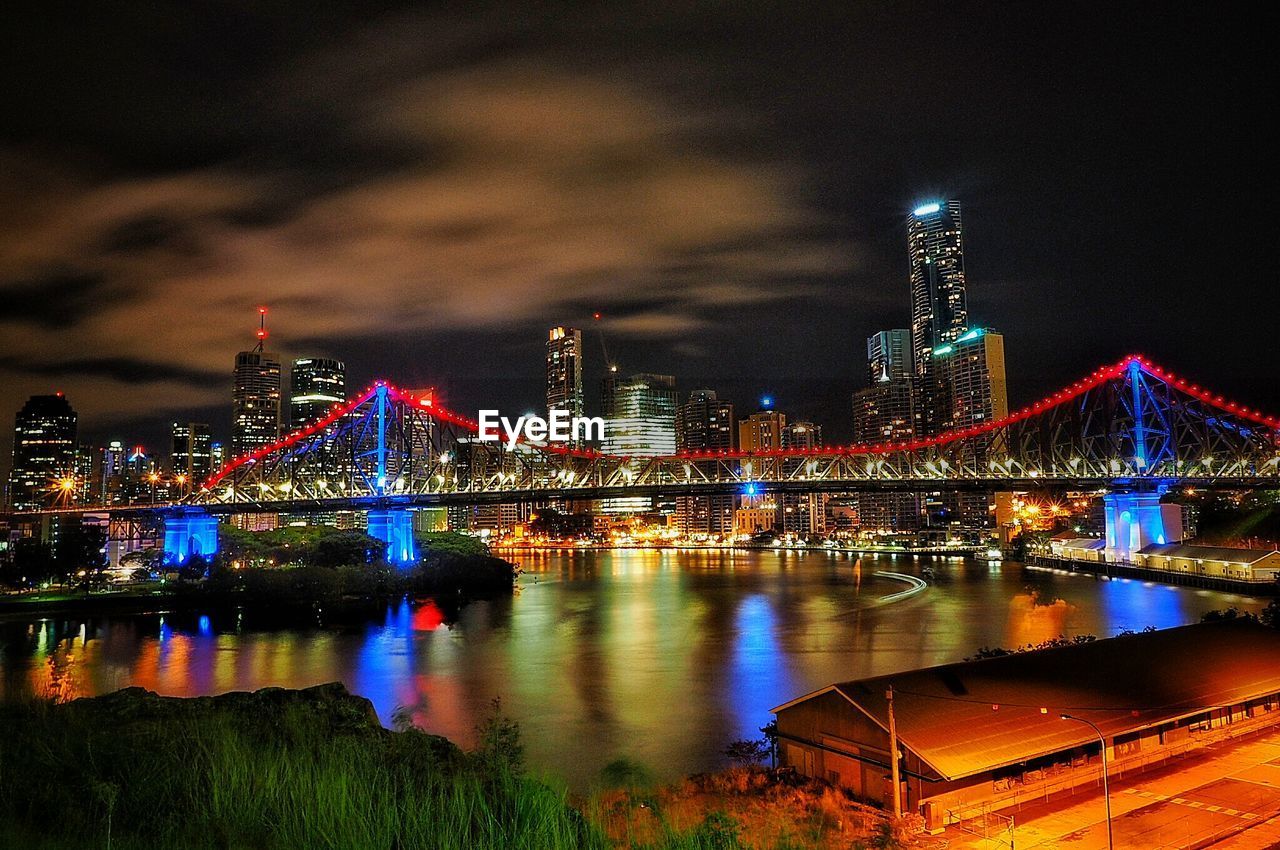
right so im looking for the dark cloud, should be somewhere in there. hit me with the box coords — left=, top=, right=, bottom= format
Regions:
left=0, top=355, right=215, bottom=386
left=1, top=271, right=112, bottom=328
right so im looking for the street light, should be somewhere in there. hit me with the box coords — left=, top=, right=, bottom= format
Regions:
left=1062, top=713, right=1113, bottom=850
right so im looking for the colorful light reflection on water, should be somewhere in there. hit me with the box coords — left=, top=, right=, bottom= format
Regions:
left=0, top=551, right=1264, bottom=788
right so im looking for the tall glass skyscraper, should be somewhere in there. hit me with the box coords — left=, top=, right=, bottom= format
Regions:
left=867, top=328, right=913, bottom=385
left=7, top=393, right=78, bottom=510
left=233, top=350, right=281, bottom=456
left=600, top=372, right=676, bottom=514
left=170, top=421, right=213, bottom=483
left=601, top=373, right=677, bottom=456
left=675, top=389, right=735, bottom=535
left=290, top=357, right=346, bottom=429
left=545, top=327, right=584, bottom=419
left=908, top=200, right=968, bottom=376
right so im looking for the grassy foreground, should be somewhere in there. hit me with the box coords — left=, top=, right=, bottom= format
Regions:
left=0, top=684, right=597, bottom=850
left=0, top=686, right=906, bottom=850
left=0, top=684, right=909, bottom=850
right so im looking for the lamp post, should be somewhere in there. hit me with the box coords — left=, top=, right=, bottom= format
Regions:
left=1062, top=713, right=1112, bottom=850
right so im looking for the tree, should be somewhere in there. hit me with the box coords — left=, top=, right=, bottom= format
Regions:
left=723, top=738, right=770, bottom=766
left=308, top=531, right=378, bottom=568
left=4, top=538, right=57, bottom=588
left=52, top=521, right=108, bottom=585
left=178, top=555, right=209, bottom=582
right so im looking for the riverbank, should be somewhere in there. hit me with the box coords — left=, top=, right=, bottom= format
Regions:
left=1028, top=554, right=1280, bottom=595
left=0, top=548, right=518, bottom=622
left=495, top=541, right=985, bottom=557
left=0, top=685, right=915, bottom=850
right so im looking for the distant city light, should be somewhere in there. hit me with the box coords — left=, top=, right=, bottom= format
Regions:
left=913, top=202, right=941, bottom=215
left=760, top=395, right=773, bottom=408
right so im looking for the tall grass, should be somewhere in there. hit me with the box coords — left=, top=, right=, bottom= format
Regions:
left=0, top=687, right=603, bottom=850
left=0, top=686, right=821, bottom=849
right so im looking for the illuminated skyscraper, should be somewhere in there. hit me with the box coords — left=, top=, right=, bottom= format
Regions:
left=738, top=404, right=786, bottom=454
left=675, top=390, right=736, bottom=535
left=545, top=327, right=584, bottom=420
left=290, top=357, right=346, bottom=428
left=736, top=402, right=786, bottom=530
left=854, top=329, right=921, bottom=532
left=908, top=200, right=968, bottom=377
left=602, top=373, right=677, bottom=457
left=232, top=311, right=281, bottom=456
left=7, top=393, right=77, bottom=510
left=170, top=421, right=213, bottom=483
left=233, top=351, right=281, bottom=455
left=781, top=421, right=826, bottom=535
left=867, top=329, right=913, bottom=385
left=934, top=328, right=1009, bottom=528
left=600, top=372, right=676, bottom=513
left=101, top=440, right=126, bottom=502
left=852, top=382, right=917, bottom=444
left=933, top=328, right=1008, bottom=431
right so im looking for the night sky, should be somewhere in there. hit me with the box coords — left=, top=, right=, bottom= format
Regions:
left=2, top=2, right=1275, bottom=462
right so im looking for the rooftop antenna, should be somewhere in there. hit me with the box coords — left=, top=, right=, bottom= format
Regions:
left=593, top=312, right=618, bottom=374
left=254, top=306, right=268, bottom=352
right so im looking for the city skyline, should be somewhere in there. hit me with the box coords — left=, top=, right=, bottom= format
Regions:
left=6, top=9, right=1280, bottom=848
left=1, top=3, right=1274, bottom=465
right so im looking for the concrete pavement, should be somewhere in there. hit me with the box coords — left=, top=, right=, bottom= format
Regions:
left=940, top=727, right=1280, bottom=849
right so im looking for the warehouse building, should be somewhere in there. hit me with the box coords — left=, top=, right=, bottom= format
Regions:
left=773, top=621, right=1280, bottom=829
left=1050, top=537, right=1280, bottom=585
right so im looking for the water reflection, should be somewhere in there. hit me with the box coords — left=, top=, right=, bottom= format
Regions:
left=0, top=551, right=1264, bottom=788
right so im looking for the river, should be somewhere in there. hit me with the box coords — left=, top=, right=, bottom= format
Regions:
left=0, top=550, right=1265, bottom=789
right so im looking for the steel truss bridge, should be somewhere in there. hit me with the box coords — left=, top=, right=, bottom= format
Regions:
left=182, top=354, right=1279, bottom=512
left=14, top=354, right=1280, bottom=563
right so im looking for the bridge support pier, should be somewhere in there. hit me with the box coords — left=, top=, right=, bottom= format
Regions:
left=1103, top=490, right=1182, bottom=562
left=162, top=509, right=219, bottom=565
left=367, top=508, right=417, bottom=566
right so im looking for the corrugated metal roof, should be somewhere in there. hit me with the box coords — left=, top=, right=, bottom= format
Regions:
left=1139, top=543, right=1280, bottom=564
left=1057, top=538, right=1105, bottom=550
left=775, top=622, right=1280, bottom=781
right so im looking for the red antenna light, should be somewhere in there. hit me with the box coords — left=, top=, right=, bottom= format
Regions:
left=254, top=307, right=269, bottom=351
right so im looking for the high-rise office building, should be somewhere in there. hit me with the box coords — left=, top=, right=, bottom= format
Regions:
left=933, top=328, right=1008, bottom=431
left=233, top=352, right=281, bottom=456
left=7, top=393, right=77, bottom=510
left=736, top=403, right=786, bottom=531
left=909, top=200, right=968, bottom=376
left=676, top=390, right=736, bottom=454
left=867, top=329, right=913, bottom=385
left=601, top=373, right=677, bottom=457
left=600, top=372, right=676, bottom=514
left=852, top=381, right=917, bottom=444
left=781, top=421, right=827, bottom=535
left=170, top=421, right=213, bottom=484
left=675, top=390, right=736, bottom=536
left=545, top=327, right=584, bottom=420
left=934, top=328, right=1009, bottom=528
left=854, top=328, right=922, bottom=533
left=738, top=405, right=786, bottom=454
left=73, top=444, right=97, bottom=503
left=101, top=440, right=126, bottom=502
left=290, top=358, right=346, bottom=429
left=210, top=442, right=225, bottom=473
